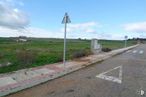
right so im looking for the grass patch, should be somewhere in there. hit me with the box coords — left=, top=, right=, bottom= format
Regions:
left=0, top=38, right=136, bottom=73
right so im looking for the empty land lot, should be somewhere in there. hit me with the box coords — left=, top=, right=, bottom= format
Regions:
left=0, top=38, right=136, bottom=73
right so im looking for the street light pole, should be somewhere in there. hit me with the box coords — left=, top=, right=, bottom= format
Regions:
left=62, top=13, right=71, bottom=70
left=124, top=36, right=128, bottom=48
left=63, top=20, right=67, bottom=68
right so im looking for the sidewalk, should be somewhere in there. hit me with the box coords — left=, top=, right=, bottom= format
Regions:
left=0, top=45, right=138, bottom=97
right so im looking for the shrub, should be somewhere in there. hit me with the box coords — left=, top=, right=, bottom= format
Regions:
left=71, top=49, right=91, bottom=59
left=35, top=53, right=63, bottom=65
left=0, top=62, right=12, bottom=67
left=0, top=52, right=4, bottom=59
left=102, top=48, right=112, bottom=52
left=16, top=49, right=37, bottom=67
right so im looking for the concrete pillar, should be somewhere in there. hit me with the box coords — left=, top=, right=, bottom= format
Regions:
left=91, top=39, right=102, bottom=54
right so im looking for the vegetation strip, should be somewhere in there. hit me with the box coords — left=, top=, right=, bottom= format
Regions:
left=0, top=38, right=137, bottom=73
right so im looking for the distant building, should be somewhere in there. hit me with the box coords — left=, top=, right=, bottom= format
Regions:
left=16, top=36, right=27, bottom=42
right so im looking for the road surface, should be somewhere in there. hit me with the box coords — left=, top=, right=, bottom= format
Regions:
left=6, top=44, right=146, bottom=97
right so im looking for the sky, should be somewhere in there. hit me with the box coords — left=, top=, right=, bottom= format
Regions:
left=0, top=0, right=146, bottom=40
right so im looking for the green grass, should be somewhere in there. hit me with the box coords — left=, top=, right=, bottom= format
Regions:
left=98, top=40, right=136, bottom=49
left=0, top=37, right=136, bottom=73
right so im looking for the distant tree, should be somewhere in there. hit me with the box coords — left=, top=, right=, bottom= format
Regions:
left=78, top=38, right=82, bottom=40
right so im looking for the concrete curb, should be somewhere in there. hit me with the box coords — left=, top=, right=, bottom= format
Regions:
left=0, top=45, right=138, bottom=97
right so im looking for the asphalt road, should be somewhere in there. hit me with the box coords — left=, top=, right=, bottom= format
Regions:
left=6, top=44, right=146, bottom=97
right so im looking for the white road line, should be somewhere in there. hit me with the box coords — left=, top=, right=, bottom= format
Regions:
left=133, top=50, right=137, bottom=54
left=137, top=89, right=145, bottom=96
left=96, top=66, right=123, bottom=84
left=140, top=90, right=145, bottom=96
left=139, top=50, right=144, bottom=54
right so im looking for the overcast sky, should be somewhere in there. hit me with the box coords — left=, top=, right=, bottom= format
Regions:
left=0, top=0, right=146, bottom=40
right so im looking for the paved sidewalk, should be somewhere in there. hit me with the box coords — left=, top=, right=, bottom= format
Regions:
left=0, top=45, right=138, bottom=97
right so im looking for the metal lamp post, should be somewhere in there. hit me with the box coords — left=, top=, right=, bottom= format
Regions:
left=62, top=13, right=71, bottom=69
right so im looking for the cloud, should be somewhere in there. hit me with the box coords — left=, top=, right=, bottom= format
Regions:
left=0, top=20, right=132, bottom=40
left=0, top=26, right=128, bottom=40
left=0, top=21, right=102, bottom=38
left=0, top=26, right=63, bottom=38
left=61, top=22, right=102, bottom=33
left=27, top=27, right=63, bottom=38
left=0, top=0, right=29, bottom=29
left=123, top=21, right=146, bottom=32
left=0, top=21, right=126, bottom=40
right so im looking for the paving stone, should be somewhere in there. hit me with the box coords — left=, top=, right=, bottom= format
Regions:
left=0, top=77, right=17, bottom=87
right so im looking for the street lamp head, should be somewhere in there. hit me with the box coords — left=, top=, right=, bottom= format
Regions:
left=62, top=12, right=71, bottom=24
left=62, top=12, right=71, bottom=69
left=125, top=35, right=128, bottom=39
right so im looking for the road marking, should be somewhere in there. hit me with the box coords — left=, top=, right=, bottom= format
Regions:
left=96, top=66, right=122, bottom=84
left=140, top=90, right=145, bottom=96
left=139, top=50, right=144, bottom=54
left=137, top=89, right=145, bottom=96
left=133, top=50, right=137, bottom=54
